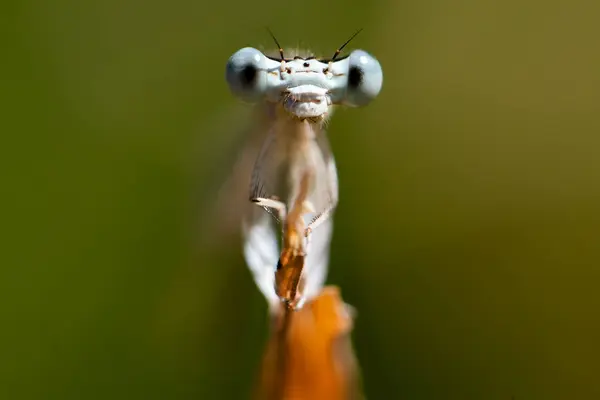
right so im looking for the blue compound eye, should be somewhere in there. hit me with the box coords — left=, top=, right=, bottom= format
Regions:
left=343, top=50, right=383, bottom=107
left=225, top=47, right=269, bottom=102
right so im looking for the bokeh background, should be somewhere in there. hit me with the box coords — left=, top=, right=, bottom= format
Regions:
left=4, top=0, right=600, bottom=398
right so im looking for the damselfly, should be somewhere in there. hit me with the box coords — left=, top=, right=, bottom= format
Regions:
left=225, top=31, right=383, bottom=310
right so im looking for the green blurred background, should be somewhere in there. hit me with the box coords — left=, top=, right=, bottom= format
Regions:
left=3, top=0, right=600, bottom=398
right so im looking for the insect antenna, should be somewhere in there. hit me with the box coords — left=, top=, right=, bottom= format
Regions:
left=330, top=28, right=363, bottom=61
left=266, top=27, right=285, bottom=61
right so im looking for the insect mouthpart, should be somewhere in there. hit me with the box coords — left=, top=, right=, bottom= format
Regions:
left=283, top=85, right=331, bottom=118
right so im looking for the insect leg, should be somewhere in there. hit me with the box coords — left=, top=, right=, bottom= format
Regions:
left=305, top=202, right=335, bottom=236
left=251, top=197, right=288, bottom=222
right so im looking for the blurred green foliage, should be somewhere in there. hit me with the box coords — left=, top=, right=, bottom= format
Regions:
left=3, top=0, right=600, bottom=398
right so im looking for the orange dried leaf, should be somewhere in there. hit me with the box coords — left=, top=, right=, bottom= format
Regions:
left=255, top=286, right=364, bottom=400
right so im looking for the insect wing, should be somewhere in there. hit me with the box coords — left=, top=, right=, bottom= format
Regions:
left=242, top=205, right=280, bottom=306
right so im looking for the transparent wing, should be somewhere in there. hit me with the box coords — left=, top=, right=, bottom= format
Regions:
left=302, top=216, right=333, bottom=303
left=195, top=103, right=272, bottom=245
left=249, top=128, right=288, bottom=205
left=242, top=205, right=280, bottom=307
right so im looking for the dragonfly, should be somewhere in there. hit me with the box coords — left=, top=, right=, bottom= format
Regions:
left=224, top=30, right=383, bottom=311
